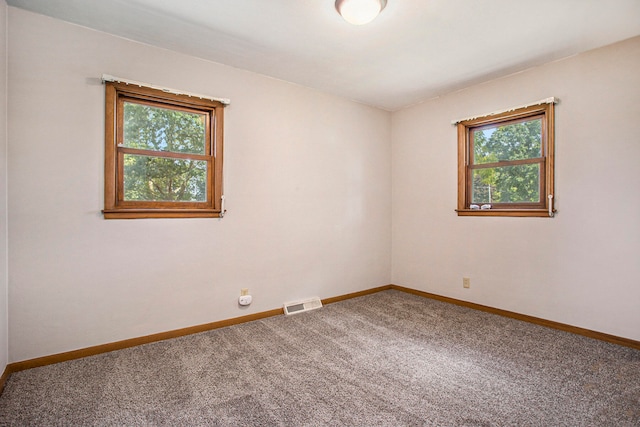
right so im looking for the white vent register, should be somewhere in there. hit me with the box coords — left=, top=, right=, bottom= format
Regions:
left=284, top=297, right=323, bottom=315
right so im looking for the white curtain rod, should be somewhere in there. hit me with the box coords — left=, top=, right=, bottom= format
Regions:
left=451, top=97, right=557, bottom=125
left=101, top=74, right=231, bottom=105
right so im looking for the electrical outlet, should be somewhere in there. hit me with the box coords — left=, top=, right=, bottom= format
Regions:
left=240, top=288, right=249, bottom=296
left=463, top=277, right=471, bottom=288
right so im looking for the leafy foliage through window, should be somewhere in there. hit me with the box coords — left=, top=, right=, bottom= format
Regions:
left=123, top=102, right=207, bottom=202
left=457, top=102, right=555, bottom=217
left=104, top=82, right=225, bottom=219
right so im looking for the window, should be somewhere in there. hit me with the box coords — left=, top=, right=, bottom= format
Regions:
left=103, top=81, right=225, bottom=219
left=456, top=102, right=555, bottom=217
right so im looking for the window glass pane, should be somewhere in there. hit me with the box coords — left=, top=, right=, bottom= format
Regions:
left=123, top=154, right=207, bottom=202
left=472, top=164, right=540, bottom=204
left=473, top=119, right=541, bottom=165
left=123, top=102, right=206, bottom=154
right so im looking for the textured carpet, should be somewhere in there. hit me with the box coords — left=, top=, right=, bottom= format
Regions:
left=1, top=290, right=639, bottom=426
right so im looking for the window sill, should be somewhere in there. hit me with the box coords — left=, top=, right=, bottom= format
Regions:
left=456, top=209, right=555, bottom=218
left=103, top=209, right=223, bottom=219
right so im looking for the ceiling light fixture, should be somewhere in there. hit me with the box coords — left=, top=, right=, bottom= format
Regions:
left=335, top=0, right=387, bottom=25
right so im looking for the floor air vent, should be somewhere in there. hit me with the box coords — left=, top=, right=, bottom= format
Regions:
left=283, top=297, right=323, bottom=315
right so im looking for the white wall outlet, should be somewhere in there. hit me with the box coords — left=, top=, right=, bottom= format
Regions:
left=238, top=295, right=252, bottom=306
left=463, top=277, right=471, bottom=288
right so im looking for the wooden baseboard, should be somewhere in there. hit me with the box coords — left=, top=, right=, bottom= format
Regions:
left=8, top=307, right=283, bottom=374
left=389, top=284, right=640, bottom=351
left=0, top=365, right=10, bottom=396
left=322, top=285, right=392, bottom=305
left=4, top=283, right=638, bottom=390
left=7, top=285, right=394, bottom=375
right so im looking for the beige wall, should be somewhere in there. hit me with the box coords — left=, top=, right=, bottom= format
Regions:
left=392, top=36, right=640, bottom=341
left=7, top=8, right=391, bottom=362
left=0, top=0, right=7, bottom=374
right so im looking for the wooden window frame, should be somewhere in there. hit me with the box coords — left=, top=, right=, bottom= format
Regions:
left=103, top=82, right=225, bottom=219
left=456, top=103, right=555, bottom=217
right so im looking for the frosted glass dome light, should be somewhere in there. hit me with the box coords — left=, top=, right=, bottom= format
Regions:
left=335, top=0, right=387, bottom=25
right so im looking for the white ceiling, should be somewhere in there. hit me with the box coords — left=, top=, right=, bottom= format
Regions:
left=7, top=0, right=640, bottom=111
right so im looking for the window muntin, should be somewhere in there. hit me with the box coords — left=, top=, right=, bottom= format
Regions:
left=457, top=103, right=554, bottom=217
left=104, top=82, right=225, bottom=219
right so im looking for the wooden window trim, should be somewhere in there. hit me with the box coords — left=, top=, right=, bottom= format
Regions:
left=456, top=103, right=555, bottom=217
left=104, top=82, right=225, bottom=219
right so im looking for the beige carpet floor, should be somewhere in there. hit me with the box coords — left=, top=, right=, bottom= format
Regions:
left=0, top=290, right=639, bottom=426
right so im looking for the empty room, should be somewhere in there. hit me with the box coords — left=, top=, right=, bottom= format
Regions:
left=0, top=0, right=639, bottom=425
